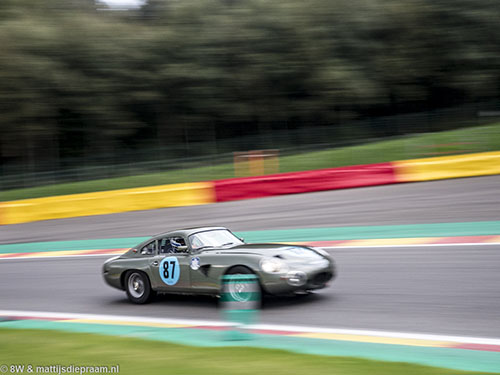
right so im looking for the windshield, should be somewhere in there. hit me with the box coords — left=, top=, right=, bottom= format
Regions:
left=189, top=229, right=243, bottom=250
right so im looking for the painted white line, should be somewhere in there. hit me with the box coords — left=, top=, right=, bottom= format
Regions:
left=0, top=254, right=119, bottom=261
left=0, top=310, right=231, bottom=328
left=1, top=310, right=500, bottom=346
left=323, top=242, right=500, bottom=250
left=251, top=324, right=500, bottom=346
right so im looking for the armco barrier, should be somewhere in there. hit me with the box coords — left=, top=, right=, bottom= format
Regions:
left=394, top=151, right=500, bottom=182
left=0, top=182, right=215, bottom=225
left=214, top=163, right=397, bottom=202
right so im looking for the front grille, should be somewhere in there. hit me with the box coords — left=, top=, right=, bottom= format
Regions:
left=311, top=271, right=333, bottom=286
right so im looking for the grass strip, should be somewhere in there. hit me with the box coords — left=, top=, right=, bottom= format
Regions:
left=0, top=328, right=496, bottom=375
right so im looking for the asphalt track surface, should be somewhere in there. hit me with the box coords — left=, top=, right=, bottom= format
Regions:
left=1, top=175, right=500, bottom=337
left=1, top=246, right=500, bottom=338
left=1, top=175, right=500, bottom=244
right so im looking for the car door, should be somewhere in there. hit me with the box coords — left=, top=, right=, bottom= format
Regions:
left=189, top=252, right=221, bottom=294
left=149, top=236, right=191, bottom=292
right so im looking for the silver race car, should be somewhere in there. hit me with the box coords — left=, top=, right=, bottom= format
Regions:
left=103, top=226, right=336, bottom=303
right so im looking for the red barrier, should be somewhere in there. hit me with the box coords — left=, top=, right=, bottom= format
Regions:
left=214, top=163, right=398, bottom=202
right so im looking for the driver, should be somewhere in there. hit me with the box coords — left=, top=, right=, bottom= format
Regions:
left=170, top=238, right=184, bottom=252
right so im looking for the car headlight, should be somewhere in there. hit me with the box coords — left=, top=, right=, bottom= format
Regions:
left=311, top=247, right=330, bottom=258
left=260, top=257, right=289, bottom=274
left=286, top=271, right=307, bottom=286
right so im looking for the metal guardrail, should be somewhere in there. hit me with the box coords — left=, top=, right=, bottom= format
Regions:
left=0, top=152, right=235, bottom=191
left=1, top=101, right=499, bottom=191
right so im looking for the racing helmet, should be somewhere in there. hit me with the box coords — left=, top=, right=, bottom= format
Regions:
left=170, top=238, right=183, bottom=250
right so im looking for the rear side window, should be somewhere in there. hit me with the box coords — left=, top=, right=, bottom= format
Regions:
left=140, top=241, right=156, bottom=256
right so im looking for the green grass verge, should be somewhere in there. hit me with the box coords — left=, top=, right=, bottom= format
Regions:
left=2, top=122, right=500, bottom=201
left=0, top=328, right=494, bottom=375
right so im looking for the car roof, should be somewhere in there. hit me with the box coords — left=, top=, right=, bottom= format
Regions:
left=153, top=226, right=228, bottom=238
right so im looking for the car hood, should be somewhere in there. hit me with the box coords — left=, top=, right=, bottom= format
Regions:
left=200, top=243, right=329, bottom=262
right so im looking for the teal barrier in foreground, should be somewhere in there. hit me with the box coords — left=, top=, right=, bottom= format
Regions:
left=220, top=274, right=260, bottom=340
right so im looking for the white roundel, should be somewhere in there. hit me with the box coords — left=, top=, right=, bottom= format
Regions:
left=190, top=257, right=201, bottom=270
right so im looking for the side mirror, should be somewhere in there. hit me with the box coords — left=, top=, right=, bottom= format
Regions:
left=239, top=238, right=245, bottom=242
left=176, top=246, right=188, bottom=253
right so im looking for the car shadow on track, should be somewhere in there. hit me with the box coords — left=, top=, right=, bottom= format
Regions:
left=261, top=292, right=330, bottom=309
left=104, top=293, right=218, bottom=309
left=104, top=291, right=331, bottom=311
left=154, top=293, right=219, bottom=307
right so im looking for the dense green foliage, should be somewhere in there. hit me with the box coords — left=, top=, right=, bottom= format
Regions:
left=1, top=0, right=500, bottom=174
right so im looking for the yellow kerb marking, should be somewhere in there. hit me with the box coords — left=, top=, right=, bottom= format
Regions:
left=292, top=332, right=451, bottom=347
left=14, top=250, right=91, bottom=258
left=0, top=249, right=126, bottom=259
left=0, top=252, right=49, bottom=258
left=32, top=250, right=92, bottom=257
left=105, top=249, right=127, bottom=254
left=484, top=236, right=500, bottom=243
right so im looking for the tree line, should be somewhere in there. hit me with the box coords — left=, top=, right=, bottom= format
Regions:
left=1, top=0, right=499, bottom=174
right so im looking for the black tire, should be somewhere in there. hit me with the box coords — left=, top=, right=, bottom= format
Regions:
left=226, top=266, right=253, bottom=275
left=125, top=271, right=152, bottom=304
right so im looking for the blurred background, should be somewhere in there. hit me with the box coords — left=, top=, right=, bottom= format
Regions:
left=1, top=0, right=500, bottom=194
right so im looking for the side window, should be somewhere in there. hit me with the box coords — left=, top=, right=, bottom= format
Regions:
left=159, top=237, right=187, bottom=254
left=140, top=241, right=156, bottom=256
left=190, top=235, right=203, bottom=250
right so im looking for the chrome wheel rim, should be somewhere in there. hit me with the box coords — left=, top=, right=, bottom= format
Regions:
left=128, top=273, right=145, bottom=298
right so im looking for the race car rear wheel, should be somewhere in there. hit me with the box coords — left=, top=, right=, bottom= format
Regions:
left=125, top=271, right=152, bottom=304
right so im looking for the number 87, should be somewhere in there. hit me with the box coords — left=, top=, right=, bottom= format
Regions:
left=163, top=261, right=176, bottom=279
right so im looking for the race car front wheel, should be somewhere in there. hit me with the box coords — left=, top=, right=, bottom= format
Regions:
left=224, top=266, right=262, bottom=307
left=125, top=271, right=152, bottom=304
